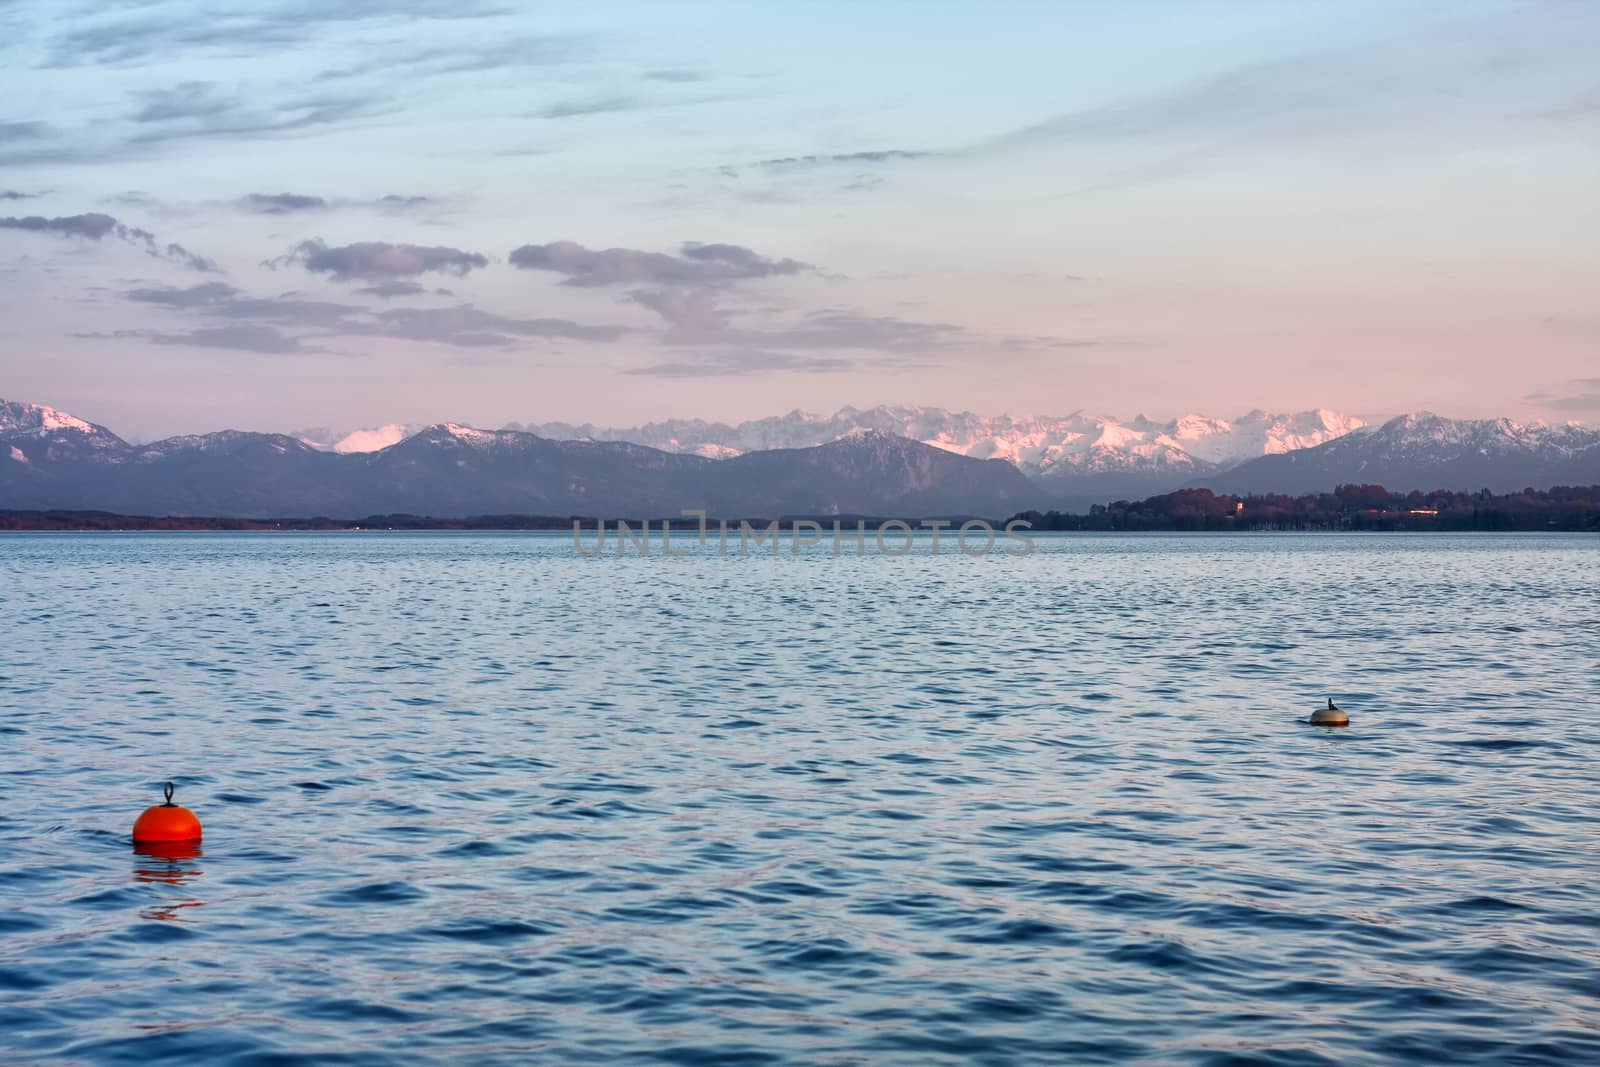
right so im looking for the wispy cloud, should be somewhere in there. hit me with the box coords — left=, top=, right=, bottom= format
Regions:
left=747, top=149, right=931, bottom=172
left=717, top=8, right=1600, bottom=196
left=0, top=120, right=50, bottom=142
left=1, top=212, right=119, bottom=239
left=78, top=320, right=330, bottom=356
left=356, top=280, right=434, bottom=299
left=377, top=194, right=433, bottom=211
left=629, top=287, right=729, bottom=341
left=0, top=121, right=78, bottom=166
left=627, top=349, right=852, bottom=378
left=531, top=94, right=643, bottom=120
left=44, top=0, right=513, bottom=68
left=126, top=281, right=241, bottom=308
left=629, top=286, right=965, bottom=353
left=512, top=237, right=1077, bottom=362
left=971, top=10, right=1600, bottom=188
left=509, top=239, right=809, bottom=287
left=240, top=192, right=328, bottom=214
left=749, top=310, right=966, bottom=352
left=1, top=211, right=220, bottom=272
left=643, top=68, right=708, bottom=84
left=237, top=191, right=439, bottom=216
left=1, top=86, right=392, bottom=166
left=150, top=323, right=320, bottom=354
left=531, top=88, right=753, bottom=121
left=314, top=34, right=591, bottom=83
left=113, top=271, right=974, bottom=363
left=126, top=81, right=386, bottom=149
left=267, top=238, right=488, bottom=281
left=367, top=305, right=627, bottom=346
left=1524, top=378, right=1600, bottom=414
left=118, top=280, right=627, bottom=351
left=1, top=81, right=395, bottom=167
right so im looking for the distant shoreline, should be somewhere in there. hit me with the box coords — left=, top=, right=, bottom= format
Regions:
left=0, top=511, right=1001, bottom=533
left=1, top=513, right=1596, bottom=534
left=3, top=485, right=1597, bottom=533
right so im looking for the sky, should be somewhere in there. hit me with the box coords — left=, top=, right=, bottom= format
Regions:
left=1, top=0, right=1596, bottom=439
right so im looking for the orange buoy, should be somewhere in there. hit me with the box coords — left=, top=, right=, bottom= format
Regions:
left=132, top=781, right=202, bottom=844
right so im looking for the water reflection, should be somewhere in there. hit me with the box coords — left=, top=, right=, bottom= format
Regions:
left=133, top=841, right=205, bottom=920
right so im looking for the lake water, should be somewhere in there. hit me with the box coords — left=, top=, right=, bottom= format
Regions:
left=2, top=531, right=1598, bottom=1065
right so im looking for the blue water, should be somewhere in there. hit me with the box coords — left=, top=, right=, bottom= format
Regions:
left=2, top=532, right=1598, bottom=1065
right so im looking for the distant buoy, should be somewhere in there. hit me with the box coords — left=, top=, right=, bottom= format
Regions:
left=1308, top=698, right=1349, bottom=728
left=132, top=782, right=202, bottom=844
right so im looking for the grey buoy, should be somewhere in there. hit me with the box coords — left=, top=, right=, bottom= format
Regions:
left=1308, top=698, right=1349, bottom=727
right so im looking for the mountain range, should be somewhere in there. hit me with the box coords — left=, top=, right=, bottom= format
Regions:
left=3, top=399, right=1596, bottom=518
left=1203, top=412, right=1600, bottom=497
left=1, top=401, right=1037, bottom=517
left=311, top=406, right=1365, bottom=475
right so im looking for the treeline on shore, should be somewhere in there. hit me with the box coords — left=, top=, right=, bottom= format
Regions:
left=2, top=485, right=1597, bottom=531
left=0, top=511, right=572, bottom=531
left=1012, top=485, right=1600, bottom=532
left=0, top=511, right=929, bottom=532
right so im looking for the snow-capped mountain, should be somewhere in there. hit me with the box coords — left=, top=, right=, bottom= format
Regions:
left=0, top=400, right=128, bottom=463
left=512, top=406, right=1365, bottom=480
left=0, top=400, right=101, bottom=437
left=1163, top=410, right=1367, bottom=466
left=3, top=398, right=1592, bottom=517
left=1205, top=412, right=1600, bottom=495
left=296, top=423, right=425, bottom=453
left=0, top=405, right=1036, bottom=517
left=134, top=430, right=323, bottom=458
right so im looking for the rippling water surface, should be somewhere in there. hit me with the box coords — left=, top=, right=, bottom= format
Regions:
left=2, top=531, right=1598, bottom=1065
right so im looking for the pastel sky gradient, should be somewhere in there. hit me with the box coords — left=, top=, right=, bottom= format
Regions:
left=2, top=0, right=1596, bottom=439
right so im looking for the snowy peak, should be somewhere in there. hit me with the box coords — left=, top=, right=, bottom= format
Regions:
left=299, top=423, right=425, bottom=454
left=1172, top=408, right=1366, bottom=466
left=437, top=423, right=498, bottom=447
left=0, top=399, right=129, bottom=466
left=836, top=426, right=902, bottom=444
left=136, top=430, right=323, bottom=459
left=3, top=397, right=1592, bottom=516
left=299, top=422, right=539, bottom=453
left=515, top=405, right=1367, bottom=479
left=0, top=399, right=123, bottom=445
left=395, top=423, right=542, bottom=452
left=0, top=401, right=93, bottom=435
left=1360, top=412, right=1597, bottom=459
left=1205, top=411, right=1600, bottom=495
left=689, top=443, right=741, bottom=459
